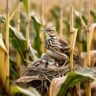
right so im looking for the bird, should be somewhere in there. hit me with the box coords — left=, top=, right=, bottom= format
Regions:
left=41, top=53, right=56, bottom=68
left=43, top=26, right=83, bottom=66
left=43, top=26, right=70, bottom=61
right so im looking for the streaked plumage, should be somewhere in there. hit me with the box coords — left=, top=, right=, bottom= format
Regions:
left=44, top=26, right=83, bottom=65
left=44, top=26, right=70, bottom=61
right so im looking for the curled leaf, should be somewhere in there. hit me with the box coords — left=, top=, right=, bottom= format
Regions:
left=11, top=86, right=41, bottom=96
left=0, top=33, right=7, bottom=53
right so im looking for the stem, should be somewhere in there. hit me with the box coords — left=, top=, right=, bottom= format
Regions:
left=26, top=2, right=30, bottom=60
left=78, top=1, right=82, bottom=92
left=86, top=27, right=91, bottom=96
left=94, top=31, right=96, bottom=49
left=86, top=79, right=91, bottom=96
left=87, top=32, right=91, bottom=67
left=41, top=0, right=44, bottom=28
left=5, top=0, right=9, bottom=91
left=59, top=0, right=63, bottom=37
left=79, top=27, right=83, bottom=55
left=78, top=0, right=83, bottom=55
left=77, top=83, right=81, bottom=96
left=16, top=1, right=21, bottom=75
left=26, top=16, right=30, bottom=60
left=0, top=48, right=5, bottom=87
left=86, top=0, right=91, bottom=96
left=40, top=0, right=45, bottom=53
left=70, top=6, right=74, bottom=71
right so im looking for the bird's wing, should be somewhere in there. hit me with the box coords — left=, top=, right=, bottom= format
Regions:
left=58, top=38, right=69, bottom=45
left=56, top=38, right=70, bottom=52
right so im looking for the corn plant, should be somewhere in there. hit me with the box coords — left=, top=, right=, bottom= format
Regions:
left=0, top=0, right=96, bottom=96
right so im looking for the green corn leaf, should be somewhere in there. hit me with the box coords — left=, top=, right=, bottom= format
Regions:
left=22, top=0, right=29, bottom=15
left=57, top=72, right=85, bottom=96
left=9, top=25, right=37, bottom=62
left=57, top=67, right=96, bottom=96
left=10, top=58, right=19, bottom=80
left=30, top=15, right=41, bottom=57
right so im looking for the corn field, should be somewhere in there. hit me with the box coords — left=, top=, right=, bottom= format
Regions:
left=0, top=0, right=96, bottom=96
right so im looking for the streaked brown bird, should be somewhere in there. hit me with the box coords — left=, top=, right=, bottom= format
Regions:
left=44, top=26, right=70, bottom=60
left=43, top=26, right=82, bottom=65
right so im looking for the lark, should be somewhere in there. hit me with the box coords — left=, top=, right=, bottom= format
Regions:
left=43, top=26, right=83, bottom=66
left=43, top=26, right=70, bottom=61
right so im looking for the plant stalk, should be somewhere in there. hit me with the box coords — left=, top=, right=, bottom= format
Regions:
left=5, top=0, right=9, bottom=91
left=70, top=6, right=74, bottom=71
left=86, top=0, right=91, bottom=96
left=0, top=33, right=8, bottom=94
left=16, top=1, right=21, bottom=75
left=86, top=30, right=91, bottom=96
left=59, top=0, right=63, bottom=37
left=79, top=27, right=83, bottom=55
left=78, top=0, right=83, bottom=55
left=40, top=0, right=45, bottom=53
left=26, top=2, right=30, bottom=60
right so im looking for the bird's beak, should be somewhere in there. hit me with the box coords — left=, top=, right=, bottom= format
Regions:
left=40, top=29, right=48, bottom=35
left=40, top=29, right=46, bottom=32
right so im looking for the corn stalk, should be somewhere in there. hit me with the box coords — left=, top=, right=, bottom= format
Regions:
left=70, top=7, right=78, bottom=69
left=40, top=0, right=45, bottom=53
left=86, top=0, right=91, bottom=96
left=26, top=16, right=30, bottom=60
left=0, top=33, right=7, bottom=91
left=16, top=1, right=21, bottom=75
left=78, top=0, right=83, bottom=55
left=59, top=0, right=63, bottom=37
left=85, top=23, right=96, bottom=96
left=25, top=1, right=30, bottom=60
left=70, top=5, right=74, bottom=70
left=5, top=0, right=9, bottom=91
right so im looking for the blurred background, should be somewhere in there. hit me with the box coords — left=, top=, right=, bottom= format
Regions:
left=0, top=0, right=96, bottom=96
left=0, top=0, right=96, bottom=14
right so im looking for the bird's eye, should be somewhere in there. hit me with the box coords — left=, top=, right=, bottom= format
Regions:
left=47, top=29, right=51, bottom=32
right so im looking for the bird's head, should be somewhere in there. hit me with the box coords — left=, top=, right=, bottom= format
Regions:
left=44, top=26, right=57, bottom=38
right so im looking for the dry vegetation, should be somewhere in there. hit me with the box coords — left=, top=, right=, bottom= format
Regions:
left=0, top=0, right=96, bottom=96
